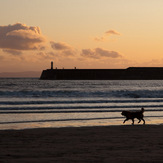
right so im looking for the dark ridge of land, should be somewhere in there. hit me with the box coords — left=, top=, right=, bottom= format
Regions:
left=40, top=67, right=163, bottom=80
left=0, top=71, right=41, bottom=78
left=0, top=125, right=162, bottom=163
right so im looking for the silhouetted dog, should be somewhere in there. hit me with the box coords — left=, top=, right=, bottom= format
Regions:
left=121, top=108, right=145, bottom=125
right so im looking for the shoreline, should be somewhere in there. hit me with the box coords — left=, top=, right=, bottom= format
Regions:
left=0, top=120, right=162, bottom=131
left=0, top=123, right=163, bottom=131
left=0, top=114, right=162, bottom=130
left=0, top=125, right=162, bottom=163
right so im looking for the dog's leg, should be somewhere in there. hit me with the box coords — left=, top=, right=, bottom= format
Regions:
left=123, top=118, right=128, bottom=124
left=138, top=119, right=141, bottom=123
left=142, top=118, right=145, bottom=125
left=132, top=119, right=134, bottom=125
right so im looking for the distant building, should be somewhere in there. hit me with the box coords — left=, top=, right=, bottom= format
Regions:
left=51, top=61, right=53, bottom=70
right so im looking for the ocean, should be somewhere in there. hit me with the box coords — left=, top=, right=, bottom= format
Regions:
left=0, top=78, right=162, bottom=130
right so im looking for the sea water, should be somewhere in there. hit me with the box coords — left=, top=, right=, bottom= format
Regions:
left=0, top=78, right=162, bottom=130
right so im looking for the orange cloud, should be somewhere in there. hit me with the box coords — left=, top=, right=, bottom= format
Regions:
left=50, top=41, right=75, bottom=57
left=0, top=23, right=46, bottom=51
left=105, top=30, right=120, bottom=35
left=50, top=41, right=73, bottom=51
left=94, top=29, right=121, bottom=42
left=81, top=48, right=121, bottom=59
left=3, top=49, right=23, bottom=55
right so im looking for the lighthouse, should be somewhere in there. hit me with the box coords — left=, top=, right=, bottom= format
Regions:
left=51, top=61, right=53, bottom=70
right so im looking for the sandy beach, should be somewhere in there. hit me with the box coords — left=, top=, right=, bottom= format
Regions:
left=0, top=125, right=162, bottom=163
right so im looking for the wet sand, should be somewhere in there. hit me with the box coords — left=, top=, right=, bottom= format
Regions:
left=0, top=125, right=162, bottom=163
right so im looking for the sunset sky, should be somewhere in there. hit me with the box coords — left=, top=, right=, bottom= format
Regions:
left=0, top=0, right=163, bottom=73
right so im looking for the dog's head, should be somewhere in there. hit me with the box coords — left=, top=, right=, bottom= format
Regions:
left=121, top=111, right=127, bottom=116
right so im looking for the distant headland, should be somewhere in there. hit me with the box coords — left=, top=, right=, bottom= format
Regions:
left=40, top=61, right=163, bottom=80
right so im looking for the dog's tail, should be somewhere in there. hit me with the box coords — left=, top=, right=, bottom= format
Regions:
left=141, top=107, right=144, bottom=113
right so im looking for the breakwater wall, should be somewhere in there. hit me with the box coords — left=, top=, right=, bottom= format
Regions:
left=40, top=67, right=163, bottom=80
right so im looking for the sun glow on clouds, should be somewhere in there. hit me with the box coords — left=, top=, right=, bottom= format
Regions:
left=0, top=23, right=125, bottom=71
left=50, top=41, right=73, bottom=51
left=50, top=41, right=76, bottom=57
left=81, top=48, right=121, bottom=59
left=94, top=29, right=121, bottom=42
left=0, top=23, right=46, bottom=53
